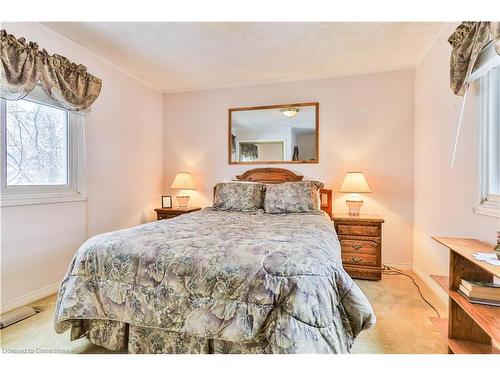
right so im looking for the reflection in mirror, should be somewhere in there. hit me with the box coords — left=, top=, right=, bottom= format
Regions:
left=229, top=103, right=318, bottom=164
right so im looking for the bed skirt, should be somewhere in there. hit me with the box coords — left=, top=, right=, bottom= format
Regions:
left=68, top=319, right=273, bottom=354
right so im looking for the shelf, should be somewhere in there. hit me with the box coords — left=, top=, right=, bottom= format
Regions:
left=431, top=237, right=500, bottom=278
left=430, top=317, right=500, bottom=354
left=431, top=275, right=500, bottom=343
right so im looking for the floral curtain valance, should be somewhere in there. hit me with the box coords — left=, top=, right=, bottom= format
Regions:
left=0, top=30, right=102, bottom=111
left=448, top=21, right=500, bottom=96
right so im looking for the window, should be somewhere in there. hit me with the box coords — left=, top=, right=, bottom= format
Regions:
left=1, top=86, right=86, bottom=206
left=474, top=43, right=500, bottom=217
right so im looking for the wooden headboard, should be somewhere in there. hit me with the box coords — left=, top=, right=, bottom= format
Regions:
left=235, top=168, right=332, bottom=218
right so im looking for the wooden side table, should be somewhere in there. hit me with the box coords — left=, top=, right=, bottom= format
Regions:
left=333, top=214, right=384, bottom=280
left=430, top=237, right=500, bottom=354
left=154, top=207, right=201, bottom=220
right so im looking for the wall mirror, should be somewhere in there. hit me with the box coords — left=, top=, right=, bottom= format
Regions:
left=228, top=102, right=319, bottom=164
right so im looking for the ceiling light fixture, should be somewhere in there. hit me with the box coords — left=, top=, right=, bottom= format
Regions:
left=280, top=107, right=300, bottom=118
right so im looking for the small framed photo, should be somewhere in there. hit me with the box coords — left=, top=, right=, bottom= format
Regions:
left=162, top=196, right=172, bottom=208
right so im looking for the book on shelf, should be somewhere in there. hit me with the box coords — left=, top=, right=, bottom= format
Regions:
left=459, top=279, right=500, bottom=307
left=457, top=288, right=500, bottom=307
left=460, top=279, right=500, bottom=300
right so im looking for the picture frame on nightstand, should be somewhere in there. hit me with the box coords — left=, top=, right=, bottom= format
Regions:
left=161, top=196, right=172, bottom=208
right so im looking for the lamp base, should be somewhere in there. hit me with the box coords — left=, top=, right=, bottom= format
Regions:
left=176, top=195, right=190, bottom=209
left=346, top=199, right=364, bottom=216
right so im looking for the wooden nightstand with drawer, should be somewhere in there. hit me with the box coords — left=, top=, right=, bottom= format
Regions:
left=155, top=207, right=201, bottom=220
left=333, top=214, right=384, bottom=280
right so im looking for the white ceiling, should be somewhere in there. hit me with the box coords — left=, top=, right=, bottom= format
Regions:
left=41, top=22, right=448, bottom=93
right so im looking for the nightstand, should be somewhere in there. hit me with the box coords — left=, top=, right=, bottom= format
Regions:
left=333, top=214, right=384, bottom=280
left=154, top=207, right=201, bottom=220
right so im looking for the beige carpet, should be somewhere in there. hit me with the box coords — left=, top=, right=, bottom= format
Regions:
left=352, top=273, right=447, bottom=354
left=0, top=271, right=448, bottom=354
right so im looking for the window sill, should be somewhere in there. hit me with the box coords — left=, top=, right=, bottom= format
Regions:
left=0, top=192, right=87, bottom=207
left=473, top=203, right=500, bottom=218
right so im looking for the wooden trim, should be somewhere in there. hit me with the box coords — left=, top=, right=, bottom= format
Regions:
left=315, top=102, right=319, bottom=164
left=228, top=102, right=319, bottom=165
left=429, top=317, right=500, bottom=354
left=332, top=214, right=384, bottom=223
left=229, top=102, right=319, bottom=112
left=342, top=265, right=382, bottom=281
left=319, top=188, right=332, bottom=219
left=227, top=108, right=232, bottom=165
left=229, top=160, right=318, bottom=165
left=236, top=167, right=303, bottom=183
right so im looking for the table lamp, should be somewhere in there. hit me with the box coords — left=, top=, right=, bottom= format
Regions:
left=170, top=172, right=196, bottom=208
left=339, top=172, right=371, bottom=216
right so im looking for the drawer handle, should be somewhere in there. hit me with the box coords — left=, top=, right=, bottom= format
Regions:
left=351, top=256, right=362, bottom=263
left=352, top=244, right=362, bottom=250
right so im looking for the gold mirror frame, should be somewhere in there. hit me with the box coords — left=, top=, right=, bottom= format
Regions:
left=228, top=102, right=319, bottom=165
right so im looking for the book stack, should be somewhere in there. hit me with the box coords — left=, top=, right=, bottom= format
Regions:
left=458, top=279, right=500, bottom=307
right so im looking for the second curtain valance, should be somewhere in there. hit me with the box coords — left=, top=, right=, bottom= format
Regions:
left=448, top=22, right=500, bottom=96
left=0, top=29, right=102, bottom=111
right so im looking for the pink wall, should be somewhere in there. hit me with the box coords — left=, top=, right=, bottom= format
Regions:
left=5, top=22, right=487, bottom=312
left=414, top=25, right=499, bottom=280
left=0, top=23, right=164, bottom=311
left=163, top=70, right=416, bottom=266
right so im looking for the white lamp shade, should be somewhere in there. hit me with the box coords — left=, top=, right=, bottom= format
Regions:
left=340, top=172, right=371, bottom=193
left=170, top=172, right=196, bottom=190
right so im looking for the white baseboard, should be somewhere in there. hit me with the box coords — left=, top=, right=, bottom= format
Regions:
left=0, top=282, right=60, bottom=315
left=412, top=265, right=448, bottom=306
left=383, top=262, right=413, bottom=270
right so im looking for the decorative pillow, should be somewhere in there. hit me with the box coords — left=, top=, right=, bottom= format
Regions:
left=264, top=181, right=324, bottom=214
left=213, top=182, right=264, bottom=211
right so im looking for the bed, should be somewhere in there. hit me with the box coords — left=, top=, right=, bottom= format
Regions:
left=54, top=168, right=375, bottom=353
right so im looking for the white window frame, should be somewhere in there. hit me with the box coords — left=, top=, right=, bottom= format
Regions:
left=0, top=86, right=86, bottom=207
left=473, top=41, right=500, bottom=217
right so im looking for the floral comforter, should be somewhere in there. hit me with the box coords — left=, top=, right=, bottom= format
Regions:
left=54, top=209, right=375, bottom=353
